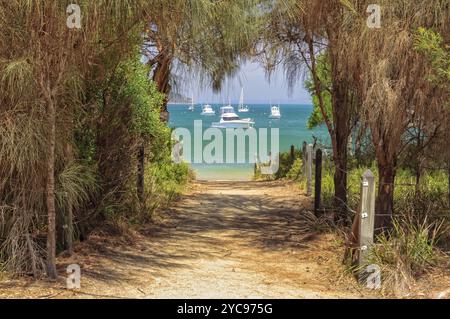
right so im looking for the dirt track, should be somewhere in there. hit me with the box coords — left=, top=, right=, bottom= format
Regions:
left=0, top=181, right=370, bottom=299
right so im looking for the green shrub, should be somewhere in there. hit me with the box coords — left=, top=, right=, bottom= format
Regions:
left=254, top=149, right=302, bottom=180
left=143, top=161, right=191, bottom=218
left=286, top=158, right=303, bottom=181
left=367, top=216, right=447, bottom=294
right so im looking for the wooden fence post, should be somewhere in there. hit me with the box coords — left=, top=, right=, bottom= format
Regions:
left=302, top=141, right=307, bottom=176
left=290, top=145, right=295, bottom=165
left=314, top=149, right=323, bottom=215
left=358, top=169, right=376, bottom=282
left=306, top=144, right=313, bottom=196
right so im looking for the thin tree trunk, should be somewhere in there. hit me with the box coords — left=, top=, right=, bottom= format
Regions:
left=304, top=33, right=335, bottom=144
left=25, top=234, right=38, bottom=278
left=304, top=33, right=350, bottom=222
left=333, top=151, right=348, bottom=222
left=159, top=93, right=170, bottom=123
left=415, top=167, right=422, bottom=197
left=46, top=97, right=57, bottom=279
left=331, top=79, right=350, bottom=224
left=375, top=163, right=396, bottom=234
left=325, top=26, right=352, bottom=224
left=152, top=48, right=173, bottom=123
left=448, top=162, right=450, bottom=205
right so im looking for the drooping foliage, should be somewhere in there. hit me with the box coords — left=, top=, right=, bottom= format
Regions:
left=0, top=0, right=190, bottom=277
left=0, top=0, right=448, bottom=288
left=143, top=0, right=263, bottom=120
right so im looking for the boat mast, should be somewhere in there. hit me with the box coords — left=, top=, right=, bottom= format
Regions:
left=239, top=87, right=244, bottom=110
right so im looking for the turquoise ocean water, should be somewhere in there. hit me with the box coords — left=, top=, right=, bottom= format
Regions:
left=168, top=103, right=328, bottom=181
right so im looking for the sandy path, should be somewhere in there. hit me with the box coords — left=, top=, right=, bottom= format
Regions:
left=0, top=181, right=369, bottom=299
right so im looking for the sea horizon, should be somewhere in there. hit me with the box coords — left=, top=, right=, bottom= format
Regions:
left=168, top=103, right=328, bottom=181
left=168, top=101, right=313, bottom=106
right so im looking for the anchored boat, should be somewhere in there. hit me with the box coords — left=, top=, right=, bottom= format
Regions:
left=212, top=105, right=254, bottom=129
left=201, top=104, right=215, bottom=116
left=269, top=105, right=281, bottom=119
left=238, top=88, right=249, bottom=113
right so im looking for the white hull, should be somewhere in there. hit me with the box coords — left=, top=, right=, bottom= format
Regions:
left=211, top=120, right=254, bottom=129
left=213, top=105, right=254, bottom=129
left=201, top=105, right=215, bottom=116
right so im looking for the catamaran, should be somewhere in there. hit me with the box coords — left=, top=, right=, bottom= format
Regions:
left=212, top=105, right=254, bottom=129
left=201, top=104, right=215, bottom=116
left=269, top=105, right=281, bottom=119
left=238, top=87, right=249, bottom=113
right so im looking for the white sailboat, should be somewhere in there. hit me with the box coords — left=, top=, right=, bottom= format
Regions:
left=188, top=93, right=195, bottom=111
left=238, top=87, right=249, bottom=113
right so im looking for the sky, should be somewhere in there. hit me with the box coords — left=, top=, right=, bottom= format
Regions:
left=191, top=61, right=312, bottom=105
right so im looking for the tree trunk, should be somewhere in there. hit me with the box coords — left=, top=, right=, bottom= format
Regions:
left=375, top=163, right=396, bottom=234
left=305, top=33, right=350, bottom=222
left=152, top=50, right=172, bottom=123
left=159, top=94, right=170, bottom=123
left=46, top=97, right=57, bottom=280
left=448, top=162, right=450, bottom=205
left=333, top=153, right=348, bottom=222
left=332, top=84, right=350, bottom=224
left=333, top=146, right=348, bottom=222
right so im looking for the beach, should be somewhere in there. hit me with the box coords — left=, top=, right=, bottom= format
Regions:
left=168, top=103, right=328, bottom=181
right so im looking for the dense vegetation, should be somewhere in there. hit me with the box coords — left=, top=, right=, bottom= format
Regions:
left=254, top=0, right=449, bottom=293
left=0, top=0, right=259, bottom=278
left=0, top=0, right=448, bottom=294
left=276, top=156, right=450, bottom=293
